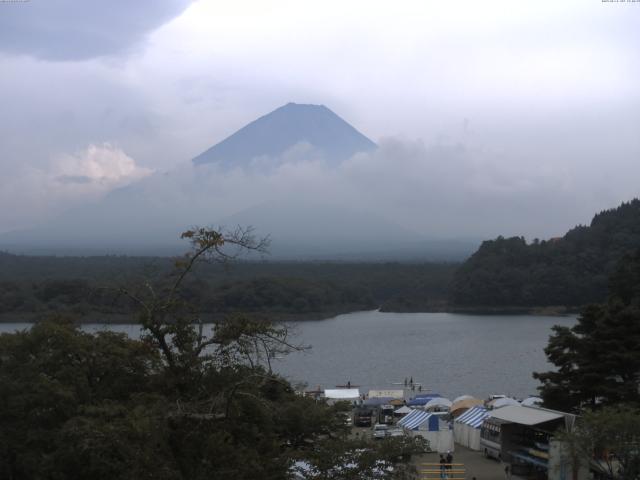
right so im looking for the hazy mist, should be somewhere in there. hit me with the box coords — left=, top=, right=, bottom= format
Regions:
left=1, top=0, right=639, bottom=256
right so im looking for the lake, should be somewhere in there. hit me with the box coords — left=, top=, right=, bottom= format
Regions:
left=0, top=310, right=576, bottom=400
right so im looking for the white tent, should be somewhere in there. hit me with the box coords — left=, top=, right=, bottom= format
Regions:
left=453, top=406, right=490, bottom=450
left=324, top=389, right=360, bottom=405
left=424, top=397, right=452, bottom=411
left=488, top=397, right=520, bottom=409
left=395, top=406, right=413, bottom=415
left=521, top=396, right=543, bottom=407
left=399, top=410, right=454, bottom=453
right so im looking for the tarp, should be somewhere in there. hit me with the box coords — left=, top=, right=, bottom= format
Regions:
left=407, top=396, right=439, bottom=406
left=398, top=410, right=438, bottom=431
left=488, top=405, right=564, bottom=426
left=455, top=406, right=489, bottom=428
left=521, top=396, right=543, bottom=407
left=368, top=389, right=404, bottom=399
left=324, top=389, right=360, bottom=400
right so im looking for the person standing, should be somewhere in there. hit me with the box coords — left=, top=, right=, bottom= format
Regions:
left=446, top=451, right=453, bottom=471
left=504, top=464, right=511, bottom=479
left=439, top=454, right=447, bottom=479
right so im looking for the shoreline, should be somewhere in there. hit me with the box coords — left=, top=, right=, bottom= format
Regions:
left=0, top=304, right=580, bottom=324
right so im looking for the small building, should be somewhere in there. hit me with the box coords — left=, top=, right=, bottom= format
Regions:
left=453, top=406, right=490, bottom=451
left=362, top=397, right=394, bottom=407
left=368, top=389, right=404, bottom=400
left=487, top=405, right=588, bottom=480
left=324, top=388, right=360, bottom=405
left=398, top=409, right=454, bottom=453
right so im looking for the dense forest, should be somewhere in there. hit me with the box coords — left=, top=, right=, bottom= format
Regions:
left=0, top=252, right=456, bottom=321
left=450, top=199, right=640, bottom=309
left=4, top=198, right=640, bottom=319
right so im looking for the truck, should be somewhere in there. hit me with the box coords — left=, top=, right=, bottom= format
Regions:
left=354, top=408, right=373, bottom=427
left=378, top=405, right=395, bottom=425
left=480, top=417, right=504, bottom=460
left=373, top=423, right=389, bottom=439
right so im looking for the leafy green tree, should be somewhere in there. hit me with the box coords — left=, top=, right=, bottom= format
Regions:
left=556, top=406, right=640, bottom=480
left=0, top=227, right=424, bottom=480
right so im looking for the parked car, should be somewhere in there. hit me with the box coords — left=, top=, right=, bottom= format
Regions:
left=342, top=411, right=353, bottom=426
left=373, top=423, right=389, bottom=439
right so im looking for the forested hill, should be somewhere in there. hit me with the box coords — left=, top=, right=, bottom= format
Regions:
left=450, top=199, right=640, bottom=309
left=0, top=255, right=456, bottom=321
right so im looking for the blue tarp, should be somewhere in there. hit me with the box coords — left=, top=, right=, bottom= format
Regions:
left=455, top=406, right=489, bottom=429
left=407, top=396, right=443, bottom=406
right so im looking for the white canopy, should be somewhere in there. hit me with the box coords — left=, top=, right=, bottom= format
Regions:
left=395, top=406, right=413, bottom=414
left=324, top=389, right=360, bottom=400
left=489, top=405, right=564, bottom=426
left=424, top=397, right=452, bottom=410
left=488, top=397, right=520, bottom=409
left=521, top=396, right=543, bottom=407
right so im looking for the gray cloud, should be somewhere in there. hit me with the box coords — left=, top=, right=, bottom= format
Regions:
left=0, top=0, right=639, bottom=252
left=0, top=0, right=193, bottom=61
left=56, top=175, right=93, bottom=185
left=5, top=136, right=638, bottom=255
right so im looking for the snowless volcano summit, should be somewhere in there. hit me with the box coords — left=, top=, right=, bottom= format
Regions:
left=191, top=103, right=377, bottom=169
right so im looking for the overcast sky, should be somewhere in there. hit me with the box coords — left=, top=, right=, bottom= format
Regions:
left=1, top=0, right=639, bottom=239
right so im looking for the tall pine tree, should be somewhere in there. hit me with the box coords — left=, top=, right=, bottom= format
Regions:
left=534, top=250, right=640, bottom=412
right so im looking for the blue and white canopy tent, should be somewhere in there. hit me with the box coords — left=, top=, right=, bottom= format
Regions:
left=398, top=410, right=439, bottom=431
left=398, top=409, right=454, bottom=453
left=453, top=406, right=490, bottom=450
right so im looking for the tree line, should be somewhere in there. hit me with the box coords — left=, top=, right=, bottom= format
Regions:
left=0, top=254, right=456, bottom=320
left=450, top=199, right=640, bottom=309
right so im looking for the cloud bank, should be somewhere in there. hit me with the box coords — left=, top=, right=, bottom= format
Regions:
left=0, top=0, right=194, bottom=61
left=0, top=144, right=151, bottom=233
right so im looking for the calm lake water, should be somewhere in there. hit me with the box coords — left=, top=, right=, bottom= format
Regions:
left=0, top=310, right=575, bottom=400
